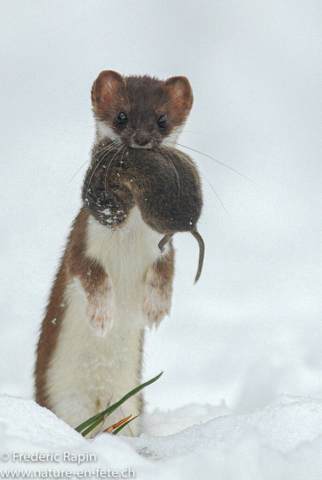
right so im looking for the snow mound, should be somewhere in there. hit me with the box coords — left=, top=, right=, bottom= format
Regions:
left=128, top=395, right=322, bottom=460
left=0, top=395, right=83, bottom=449
left=0, top=394, right=322, bottom=479
left=141, top=400, right=231, bottom=436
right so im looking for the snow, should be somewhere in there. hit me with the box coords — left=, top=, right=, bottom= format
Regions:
left=0, top=0, right=321, bottom=479
left=1, top=395, right=322, bottom=479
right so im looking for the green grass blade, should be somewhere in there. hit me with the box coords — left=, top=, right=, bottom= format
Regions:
left=81, top=417, right=104, bottom=438
left=112, top=415, right=139, bottom=435
left=75, top=371, right=163, bottom=434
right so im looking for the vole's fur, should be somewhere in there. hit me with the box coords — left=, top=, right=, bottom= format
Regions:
left=35, top=71, right=200, bottom=436
left=84, top=143, right=202, bottom=234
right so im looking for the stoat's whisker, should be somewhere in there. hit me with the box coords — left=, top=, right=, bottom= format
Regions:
left=69, top=160, right=90, bottom=184
left=84, top=140, right=121, bottom=200
left=163, top=142, right=230, bottom=218
left=95, top=141, right=121, bottom=162
left=96, top=139, right=121, bottom=155
left=176, top=143, right=257, bottom=185
left=199, top=170, right=230, bottom=220
left=104, top=144, right=125, bottom=192
left=69, top=140, right=120, bottom=184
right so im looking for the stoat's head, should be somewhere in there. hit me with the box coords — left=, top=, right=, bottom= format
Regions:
left=91, top=70, right=193, bottom=149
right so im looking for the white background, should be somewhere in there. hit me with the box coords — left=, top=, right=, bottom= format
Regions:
left=0, top=0, right=321, bottom=416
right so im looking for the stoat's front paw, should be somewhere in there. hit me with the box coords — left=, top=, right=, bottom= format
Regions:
left=86, top=281, right=116, bottom=337
left=141, top=282, right=172, bottom=329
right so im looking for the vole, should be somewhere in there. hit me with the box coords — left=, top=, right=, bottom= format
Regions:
left=35, top=70, right=203, bottom=436
left=84, top=143, right=204, bottom=280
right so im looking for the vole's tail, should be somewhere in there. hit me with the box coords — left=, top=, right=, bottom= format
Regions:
left=191, top=228, right=205, bottom=284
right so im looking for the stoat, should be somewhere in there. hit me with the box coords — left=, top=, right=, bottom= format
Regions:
left=34, top=71, right=196, bottom=436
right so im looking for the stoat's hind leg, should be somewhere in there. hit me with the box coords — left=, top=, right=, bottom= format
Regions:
left=48, top=391, right=94, bottom=433
left=52, top=392, right=141, bottom=438
left=141, top=247, right=174, bottom=328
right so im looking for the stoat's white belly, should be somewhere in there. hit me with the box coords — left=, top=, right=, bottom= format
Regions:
left=46, top=207, right=163, bottom=434
left=86, top=206, right=163, bottom=314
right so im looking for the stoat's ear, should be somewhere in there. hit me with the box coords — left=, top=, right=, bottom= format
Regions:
left=164, top=76, right=193, bottom=120
left=91, top=71, right=126, bottom=116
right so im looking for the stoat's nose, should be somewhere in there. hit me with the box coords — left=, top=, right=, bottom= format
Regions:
left=133, top=133, right=151, bottom=147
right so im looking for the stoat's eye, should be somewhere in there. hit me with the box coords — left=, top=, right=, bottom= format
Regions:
left=157, top=115, right=168, bottom=129
left=116, top=112, right=128, bottom=125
